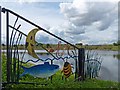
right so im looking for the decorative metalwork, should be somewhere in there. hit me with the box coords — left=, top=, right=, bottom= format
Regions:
left=61, top=61, right=73, bottom=79
left=84, top=50, right=102, bottom=78
left=20, top=62, right=59, bottom=78
left=1, top=7, right=81, bottom=85
left=0, top=7, right=102, bottom=87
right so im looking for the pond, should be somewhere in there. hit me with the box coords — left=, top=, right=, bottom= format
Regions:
left=91, top=50, right=119, bottom=82
left=2, top=50, right=119, bottom=82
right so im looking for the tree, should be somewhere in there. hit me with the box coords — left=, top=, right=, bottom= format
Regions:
left=2, top=44, right=5, bottom=46
left=113, top=42, right=118, bottom=46
left=76, top=43, right=83, bottom=46
left=46, top=44, right=50, bottom=48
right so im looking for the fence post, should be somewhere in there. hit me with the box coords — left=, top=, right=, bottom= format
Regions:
left=78, top=48, right=85, bottom=81
left=0, top=6, right=2, bottom=90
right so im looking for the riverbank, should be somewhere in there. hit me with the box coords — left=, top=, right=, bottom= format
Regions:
left=1, top=44, right=119, bottom=51
left=85, top=45, right=118, bottom=51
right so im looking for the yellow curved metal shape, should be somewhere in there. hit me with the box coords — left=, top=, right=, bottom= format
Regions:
left=26, top=28, right=40, bottom=59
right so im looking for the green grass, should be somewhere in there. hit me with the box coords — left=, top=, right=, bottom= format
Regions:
left=2, top=53, right=120, bottom=89
left=2, top=53, right=7, bottom=81
left=4, top=71, right=119, bottom=89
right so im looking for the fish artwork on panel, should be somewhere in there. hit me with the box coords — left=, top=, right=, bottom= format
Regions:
left=20, top=62, right=59, bottom=78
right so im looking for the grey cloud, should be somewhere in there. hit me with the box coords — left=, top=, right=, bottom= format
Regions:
left=36, top=34, right=49, bottom=44
left=35, top=1, right=118, bottom=45
left=60, top=2, right=117, bottom=31
left=65, top=25, right=85, bottom=35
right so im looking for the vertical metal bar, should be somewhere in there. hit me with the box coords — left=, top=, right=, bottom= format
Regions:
left=15, top=33, right=22, bottom=83
left=0, top=6, right=2, bottom=90
left=13, top=49, right=16, bottom=82
left=82, top=48, right=85, bottom=80
left=50, top=60, right=53, bottom=83
left=75, top=58, right=78, bottom=81
left=16, top=46, right=20, bottom=83
left=78, top=48, right=85, bottom=81
left=6, top=11, right=11, bottom=83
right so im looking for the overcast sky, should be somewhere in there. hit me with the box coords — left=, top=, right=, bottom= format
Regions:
left=0, top=0, right=118, bottom=45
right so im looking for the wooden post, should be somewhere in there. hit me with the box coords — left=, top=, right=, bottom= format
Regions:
left=0, top=6, right=2, bottom=90
left=78, top=48, right=85, bottom=81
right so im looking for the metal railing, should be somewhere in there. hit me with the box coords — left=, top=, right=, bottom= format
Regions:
left=1, top=7, right=85, bottom=85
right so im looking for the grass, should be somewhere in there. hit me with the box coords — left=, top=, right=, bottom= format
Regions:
left=3, top=69, right=119, bottom=89
left=2, top=53, right=120, bottom=89
left=3, top=71, right=119, bottom=89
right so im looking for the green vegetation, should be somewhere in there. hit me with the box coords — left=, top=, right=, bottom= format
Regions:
left=4, top=72, right=119, bottom=89
left=112, top=41, right=120, bottom=46
left=1, top=44, right=119, bottom=51
left=113, top=54, right=120, bottom=60
left=83, top=45, right=119, bottom=51
left=2, top=53, right=120, bottom=89
left=2, top=53, right=7, bottom=81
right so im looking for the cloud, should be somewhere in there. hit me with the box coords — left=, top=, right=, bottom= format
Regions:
left=36, top=31, right=50, bottom=43
left=1, top=0, right=119, bottom=3
left=0, top=0, right=74, bottom=3
left=37, top=0, right=118, bottom=44
left=60, top=1, right=117, bottom=31
left=58, top=0, right=118, bottom=44
left=62, top=22, right=85, bottom=35
left=1, top=1, right=118, bottom=45
left=44, top=25, right=89, bottom=44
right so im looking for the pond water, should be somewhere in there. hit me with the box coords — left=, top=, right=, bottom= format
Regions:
left=2, top=50, right=119, bottom=82
left=91, top=50, right=119, bottom=82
